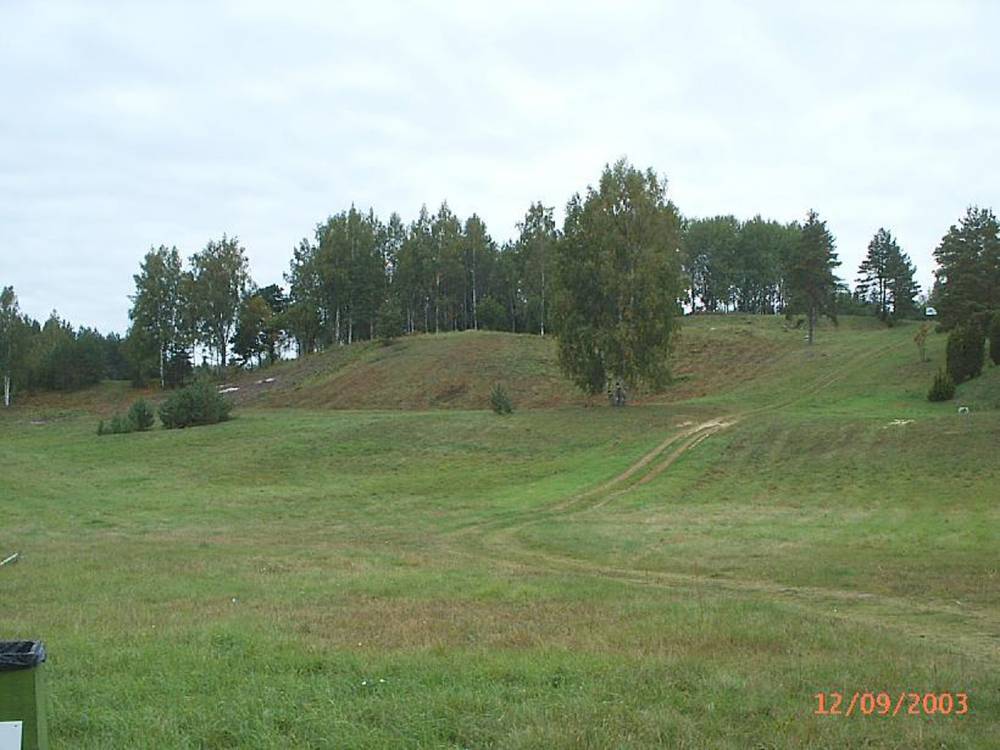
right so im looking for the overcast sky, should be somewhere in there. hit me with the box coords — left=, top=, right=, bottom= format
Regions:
left=2, top=0, right=998, bottom=332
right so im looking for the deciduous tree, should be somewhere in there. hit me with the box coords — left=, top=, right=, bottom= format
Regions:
left=189, top=236, right=251, bottom=367
left=554, top=159, right=682, bottom=403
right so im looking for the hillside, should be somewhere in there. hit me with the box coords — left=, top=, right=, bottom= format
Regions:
left=10, top=314, right=1000, bottom=417
left=226, top=314, right=809, bottom=410
left=6, top=314, right=999, bottom=421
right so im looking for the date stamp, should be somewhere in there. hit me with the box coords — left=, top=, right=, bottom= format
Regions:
left=814, top=691, right=969, bottom=717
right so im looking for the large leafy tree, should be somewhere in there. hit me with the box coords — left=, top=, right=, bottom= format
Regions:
left=231, top=294, right=274, bottom=367
left=312, top=207, right=387, bottom=344
left=462, top=214, right=496, bottom=331
left=430, top=203, right=464, bottom=332
left=395, top=206, right=435, bottom=333
left=189, top=236, right=251, bottom=367
left=129, top=246, right=187, bottom=388
left=554, top=159, right=682, bottom=403
left=515, top=203, right=558, bottom=335
left=681, top=215, right=739, bottom=312
left=785, top=210, right=841, bottom=344
left=285, top=238, right=324, bottom=354
left=732, top=216, right=796, bottom=314
left=933, top=206, right=1000, bottom=328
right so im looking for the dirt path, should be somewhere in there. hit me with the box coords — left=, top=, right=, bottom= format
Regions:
left=444, top=337, right=1000, bottom=661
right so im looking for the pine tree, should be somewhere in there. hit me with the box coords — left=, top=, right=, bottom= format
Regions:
left=785, top=210, right=841, bottom=344
left=856, top=228, right=919, bottom=321
left=933, top=206, right=1000, bottom=327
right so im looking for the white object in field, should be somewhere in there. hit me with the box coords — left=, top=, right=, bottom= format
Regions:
left=925, top=306, right=937, bottom=317
left=0, top=552, right=18, bottom=567
left=0, top=722, right=23, bottom=750
left=218, top=386, right=240, bottom=394
left=958, top=406, right=970, bottom=414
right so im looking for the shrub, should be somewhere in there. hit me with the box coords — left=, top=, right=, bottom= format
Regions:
left=946, top=324, right=985, bottom=384
left=990, top=312, right=1000, bottom=366
left=128, top=399, right=156, bottom=431
left=375, top=297, right=405, bottom=346
left=158, top=381, right=233, bottom=429
left=97, top=414, right=130, bottom=435
left=489, top=383, right=513, bottom=415
left=927, top=370, right=956, bottom=402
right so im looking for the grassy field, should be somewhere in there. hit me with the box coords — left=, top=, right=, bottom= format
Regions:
left=2, top=316, right=998, bottom=748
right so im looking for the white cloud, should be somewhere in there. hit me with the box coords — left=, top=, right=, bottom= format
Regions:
left=1, top=0, right=998, bottom=329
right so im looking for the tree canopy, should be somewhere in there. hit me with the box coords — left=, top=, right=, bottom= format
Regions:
left=933, top=206, right=1000, bottom=328
left=554, top=159, right=682, bottom=401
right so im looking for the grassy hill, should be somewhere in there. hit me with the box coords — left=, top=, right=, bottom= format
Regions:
left=15, top=314, right=1000, bottom=415
left=230, top=314, right=876, bottom=410
left=2, top=315, right=998, bottom=748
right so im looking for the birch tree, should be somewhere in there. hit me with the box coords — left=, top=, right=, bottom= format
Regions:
left=554, top=159, right=682, bottom=404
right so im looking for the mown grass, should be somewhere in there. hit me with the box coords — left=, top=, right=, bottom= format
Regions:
left=1, top=316, right=998, bottom=748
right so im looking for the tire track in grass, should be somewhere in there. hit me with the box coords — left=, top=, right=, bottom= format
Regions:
left=446, top=336, right=1000, bottom=661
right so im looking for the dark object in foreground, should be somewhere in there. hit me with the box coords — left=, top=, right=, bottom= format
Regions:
left=927, top=369, right=956, bottom=402
left=0, top=640, right=48, bottom=750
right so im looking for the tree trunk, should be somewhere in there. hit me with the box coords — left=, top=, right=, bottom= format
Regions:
left=540, top=266, right=546, bottom=336
left=434, top=278, right=440, bottom=334
left=159, top=345, right=166, bottom=390
left=3, top=374, right=10, bottom=407
left=808, top=305, right=816, bottom=345
left=471, top=252, right=478, bottom=330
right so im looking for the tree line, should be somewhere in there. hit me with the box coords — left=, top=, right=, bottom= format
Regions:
left=7, top=158, right=998, bottom=407
left=0, top=286, right=129, bottom=406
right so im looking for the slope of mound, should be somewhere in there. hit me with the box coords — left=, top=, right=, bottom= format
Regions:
left=235, top=317, right=798, bottom=410
left=11, top=313, right=990, bottom=417
left=233, top=331, right=584, bottom=410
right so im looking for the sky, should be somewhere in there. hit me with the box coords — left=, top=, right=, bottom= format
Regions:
left=2, top=0, right=998, bottom=333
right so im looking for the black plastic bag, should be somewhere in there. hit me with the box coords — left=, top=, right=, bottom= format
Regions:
left=0, top=641, right=46, bottom=671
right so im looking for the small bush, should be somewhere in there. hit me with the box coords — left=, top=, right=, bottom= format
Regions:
left=990, top=312, right=1000, bottom=366
left=96, top=420, right=105, bottom=436
left=108, top=413, right=131, bottom=434
left=158, top=381, right=233, bottom=429
left=375, top=297, right=405, bottom=345
left=128, top=399, right=156, bottom=431
left=489, top=383, right=513, bottom=415
left=946, top=324, right=985, bottom=384
left=927, top=369, right=956, bottom=402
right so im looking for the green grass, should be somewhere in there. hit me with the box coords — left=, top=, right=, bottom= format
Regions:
left=1, top=316, right=998, bottom=748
